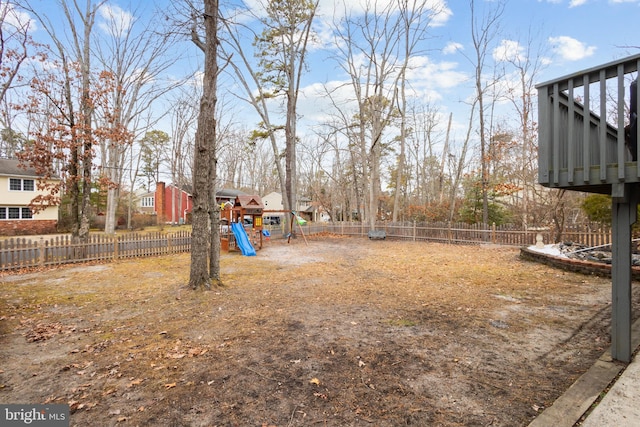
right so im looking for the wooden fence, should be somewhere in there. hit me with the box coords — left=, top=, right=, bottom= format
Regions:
left=0, top=223, right=611, bottom=272
left=306, top=221, right=612, bottom=248
left=0, top=231, right=191, bottom=271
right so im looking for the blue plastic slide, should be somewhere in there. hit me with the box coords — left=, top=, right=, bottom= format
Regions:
left=231, top=222, right=256, bottom=256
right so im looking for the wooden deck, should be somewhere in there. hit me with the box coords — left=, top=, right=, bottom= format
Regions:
left=537, top=53, right=640, bottom=193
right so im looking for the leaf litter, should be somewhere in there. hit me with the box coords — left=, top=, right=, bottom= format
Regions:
left=1, top=236, right=638, bottom=426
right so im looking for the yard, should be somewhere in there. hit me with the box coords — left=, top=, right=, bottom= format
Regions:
left=0, top=236, right=633, bottom=426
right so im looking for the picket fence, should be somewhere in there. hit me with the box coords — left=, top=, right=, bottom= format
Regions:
left=0, top=223, right=611, bottom=272
left=0, top=231, right=191, bottom=271
left=307, top=222, right=612, bottom=248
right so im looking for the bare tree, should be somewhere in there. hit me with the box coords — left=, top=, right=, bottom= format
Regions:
left=0, top=1, right=35, bottom=111
left=465, top=0, right=505, bottom=227
left=215, top=0, right=317, bottom=218
left=94, top=3, right=184, bottom=234
left=391, top=0, right=441, bottom=222
left=498, top=30, right=548, bottom=228
left=331, top=1, right=409, bottom=229
left=189, top=0, right=220, bottom=289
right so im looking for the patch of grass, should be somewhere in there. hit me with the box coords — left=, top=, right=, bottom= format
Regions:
left=386, top=318, right=418, bottom=327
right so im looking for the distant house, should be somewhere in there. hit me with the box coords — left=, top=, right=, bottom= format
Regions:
left=154, top=182, right=193, bottom=225
left=134, top=189, right=156, bottom=215
left=0, top=158, right=60, bottom=235
left=261, top=191, right=321, bottom=222
left=216, top=188, right=247, bottom=208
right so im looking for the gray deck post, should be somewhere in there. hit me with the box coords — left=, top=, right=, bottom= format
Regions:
left=611, top=183, right=639, bottom=362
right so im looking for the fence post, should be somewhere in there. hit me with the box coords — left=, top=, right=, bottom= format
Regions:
left=413, top=221, right=416, bottom=241
left=168, top=233, right=173, bottom=254
left=113, top=235, right=119, bottom=261
left=492, top=223, right=496, bottom=244
left=39, top=237, right=45, bottom=267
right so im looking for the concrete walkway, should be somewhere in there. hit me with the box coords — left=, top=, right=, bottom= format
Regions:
left=581, top=353, right=640, bottom=426
left=529, top=319, right=640, bottom=427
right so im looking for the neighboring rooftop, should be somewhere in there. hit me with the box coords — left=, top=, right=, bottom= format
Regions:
left=0, top=158, right=38, bottom=178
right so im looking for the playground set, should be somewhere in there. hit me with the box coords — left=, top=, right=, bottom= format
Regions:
left=220, top=195, right=309, bottom=256
left=220, top=194, right=265, bottom=256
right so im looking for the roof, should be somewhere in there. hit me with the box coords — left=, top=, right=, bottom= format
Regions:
left=0, top=158, right=40, bottom=178
left=217, top=189, right=247, bottom=198
left=236, top=195, right=264, bottom=210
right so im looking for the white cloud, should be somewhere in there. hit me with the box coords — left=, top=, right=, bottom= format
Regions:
left=548, top=36, right=596, bottom=61
left=443, top=41, right=463, bottom=55
left=98, top=4, right=133, bottom=37
left=316, top=0, right=452, bottom=25
left=404, top=56, right=468, bottom=95
left=569, top=0, right=588, bottom=6
left=493, top=39, right=525, bottom=63
left=1, top=2, right=37, bottom=32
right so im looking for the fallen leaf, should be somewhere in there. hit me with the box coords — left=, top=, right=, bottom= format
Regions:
left=165, top=382, right=177, bottom=389
left=309, top=378, right=320, bottom=386
left=166, top=353, right=186, bottom=359
left=127, top=378, right=143, bottom=387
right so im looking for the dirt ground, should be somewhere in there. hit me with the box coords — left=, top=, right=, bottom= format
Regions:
left=1, top=235, right=637, bottom=426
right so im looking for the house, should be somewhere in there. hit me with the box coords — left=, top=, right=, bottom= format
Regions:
left=135, top=189, right=156, bottom=216
left=262, top=191, right=285, bottom=219
left=216, top=188, right=247, bottom=208
left=136, top=186, right=257, bottom=225
left=0, top=158, right=59, bottom=235
left=154, top=182, right=193, bottom=225
left=261, top=191, right=321, bottom=222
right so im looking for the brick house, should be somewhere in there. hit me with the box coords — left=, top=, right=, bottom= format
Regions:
left=154, top=182, right=193, bottom=225
left=0, top=158, right=59, bottom=235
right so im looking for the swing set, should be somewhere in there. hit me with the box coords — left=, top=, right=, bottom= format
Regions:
left=261, top=209, right=309, bottom=245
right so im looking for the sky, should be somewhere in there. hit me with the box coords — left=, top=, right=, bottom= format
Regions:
left=290, top=0, right=639, bottom=153
left=8, top=0, right=640, bottom=167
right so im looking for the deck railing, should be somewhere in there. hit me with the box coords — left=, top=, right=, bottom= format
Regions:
left=537, top=53, right=640, bottom=193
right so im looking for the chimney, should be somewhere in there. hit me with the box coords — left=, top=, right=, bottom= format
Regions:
left=156, top=182, right=165, bottom=224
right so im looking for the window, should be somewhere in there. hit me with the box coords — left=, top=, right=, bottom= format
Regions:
left=9, top=178, right=35, bottom=191
left=0, top=206, right=33, bottom=220
left=141, top=196, right=154, bottom=208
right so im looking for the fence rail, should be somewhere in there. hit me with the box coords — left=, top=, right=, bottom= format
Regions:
left=0, top=224, right=611, bottom=272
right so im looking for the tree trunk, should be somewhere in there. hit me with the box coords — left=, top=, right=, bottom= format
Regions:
left=188, top=0, right=218, bottom=290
